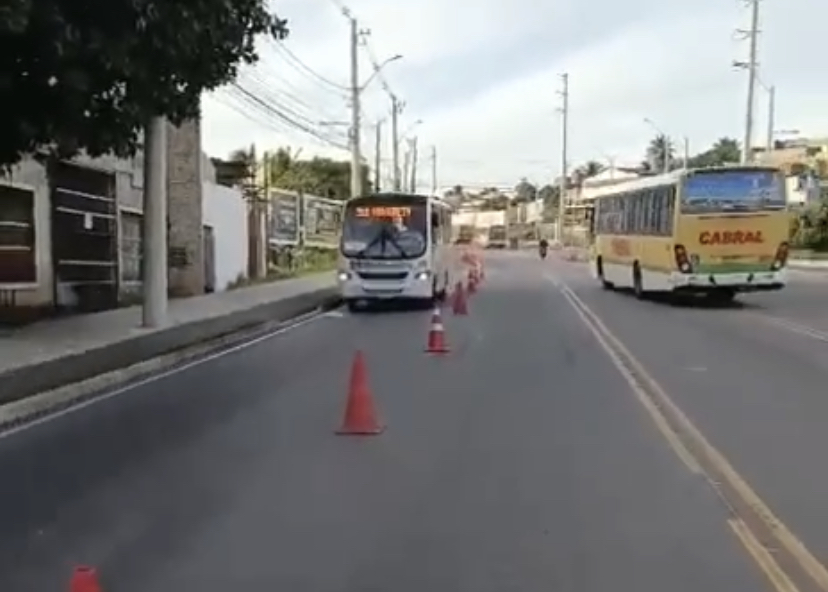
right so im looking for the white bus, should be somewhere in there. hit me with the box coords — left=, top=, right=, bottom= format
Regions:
left=337, top=193, right=455, bottom=311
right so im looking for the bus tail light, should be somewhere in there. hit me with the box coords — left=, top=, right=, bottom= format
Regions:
left=771, top=241, right=789, bottom=270
left=674, top=244, right=693, bottom=273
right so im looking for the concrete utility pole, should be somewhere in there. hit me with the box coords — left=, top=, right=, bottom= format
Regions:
left=349, top=16, right=363, bottom=197
left=766, top=84, right=775, bottom=153
left=141, top=116, right=168, bottom=328
left=391, top=95, right=403, bottom=191
left=409, top=136, right=418, bottom=192
left=556, top=73, right=569, bottom=244
left=374, top=121, right=382, bottom=192
left=430, top=146, right=437, bottom=195
left=739, top=0, right=761, bottom=163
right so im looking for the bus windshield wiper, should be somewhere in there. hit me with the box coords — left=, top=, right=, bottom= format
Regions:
left=354, top=225, right=406, bottom=258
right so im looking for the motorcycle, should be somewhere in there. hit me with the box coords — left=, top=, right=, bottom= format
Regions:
left=539, top=245, right=548, bottom=259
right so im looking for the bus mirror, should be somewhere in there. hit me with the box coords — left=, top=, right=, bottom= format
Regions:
left=431, top=211, right=440, bottom=227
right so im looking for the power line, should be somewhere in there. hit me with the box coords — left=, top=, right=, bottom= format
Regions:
left=268, top=39, right=349, bottom=93
left=240, top=69, right=345, bottom=129
left=221, top=83, right=349, bottom=150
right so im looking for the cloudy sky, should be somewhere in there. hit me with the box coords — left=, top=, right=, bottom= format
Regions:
left=202, top=0, right=825, bottom=193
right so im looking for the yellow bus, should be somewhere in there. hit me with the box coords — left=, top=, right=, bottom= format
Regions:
left=587, top=165, right=789, bottom=303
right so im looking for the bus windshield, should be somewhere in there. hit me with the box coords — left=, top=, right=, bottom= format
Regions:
left=340, top=197, right=428, bottom=259
left=681, top=169, right=786, bottom=213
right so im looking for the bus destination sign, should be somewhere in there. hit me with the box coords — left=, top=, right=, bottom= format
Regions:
left=355, top=206, right=412, bottom=218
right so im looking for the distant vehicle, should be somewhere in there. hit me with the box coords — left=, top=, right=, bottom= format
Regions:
left=337, top=193, right=455, bottom=311
left=588, top=165, right=789, bottom=303
left=454, top=224, right=475, bottom=245
left=486, top=224, right=508, bottom=249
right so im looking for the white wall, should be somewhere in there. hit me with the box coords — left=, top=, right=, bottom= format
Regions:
left=202, top=182, right=248, bottom=291
left=0, top=159, right=51, bottom=307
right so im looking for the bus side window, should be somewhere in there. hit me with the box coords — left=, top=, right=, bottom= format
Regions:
left=651, top=188, right=663, bottom=235
left=646, top=190, right=657, bottom=234
left=663, top=186, right=675, bottom=234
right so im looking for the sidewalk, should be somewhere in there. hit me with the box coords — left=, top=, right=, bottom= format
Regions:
left=0, top=273, right=338, bottom=405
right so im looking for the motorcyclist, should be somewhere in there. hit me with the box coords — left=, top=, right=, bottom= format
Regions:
left=539, top=238, right=549, bottom=259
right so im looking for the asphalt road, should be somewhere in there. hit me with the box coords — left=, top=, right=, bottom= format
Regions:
left=0, top=251, right=790, bottom=591
left=556, top=254, right=828, bottom=583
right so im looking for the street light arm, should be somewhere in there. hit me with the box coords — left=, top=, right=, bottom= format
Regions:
left=359, top=54, right=402, bottom=92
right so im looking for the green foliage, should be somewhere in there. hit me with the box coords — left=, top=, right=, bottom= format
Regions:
left=686, top=138, right=740, bottom=168
left=513, top=178, right=537, bottom=202
left=646, top=134, right=674, bottom=172
left=574, top=161, right=605, bottom=179
left=0, top=0, right=288, bottom=166
left=791, top=198, right=828, bottom=251
left=266, top=147, right=369, bottom=199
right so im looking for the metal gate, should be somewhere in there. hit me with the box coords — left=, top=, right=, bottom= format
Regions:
left=50, top=161, right=118, bottom=313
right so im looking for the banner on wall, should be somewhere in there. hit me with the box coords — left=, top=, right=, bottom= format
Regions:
left=303, top=195, right=343, bottom=249
left=269, top=190, right=301, bottom=246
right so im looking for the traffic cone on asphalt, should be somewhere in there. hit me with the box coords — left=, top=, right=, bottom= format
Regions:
left=425, top=307, right=450, bottom=354
left=68, top=566, right=103, bottom=592
left=452, top=281, right=468, bottom=315
left=336, top=351, right=383, bottom=435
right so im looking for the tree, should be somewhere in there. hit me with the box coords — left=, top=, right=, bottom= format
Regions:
left=0, top=0, right=288, bottom=167
left=687, top=137, right=741, bottom=168
left=265, top=147, right=369, bottom=199
left=575, top=160, right=606, bottom=179
left=514, top=178, right=537, bottom=202
left=645, top=135, right=674, bottom=173
left=212, top=146, right=256, bottom=187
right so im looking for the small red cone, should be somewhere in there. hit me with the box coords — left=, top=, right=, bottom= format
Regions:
left=336, top=351, right=383, bottom=435
left=425, top=307, right=450, bottom=353
left=68, top=566, right=103, bottom=592
left=452, top=281, right=468, bottom=315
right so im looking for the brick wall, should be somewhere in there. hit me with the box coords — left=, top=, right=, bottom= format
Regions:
left=166, top=118, right=204, bottom=297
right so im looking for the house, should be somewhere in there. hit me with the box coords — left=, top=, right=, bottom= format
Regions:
left=0, top=120, right=248, bottom=323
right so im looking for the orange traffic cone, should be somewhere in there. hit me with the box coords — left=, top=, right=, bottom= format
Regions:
left=452, top=281, right=468, bottom=315
left=336, top=351, right=383, bottom=435
left=68, top=566, right=103, bottom=592
left=425, top=307, right=449, bottom=353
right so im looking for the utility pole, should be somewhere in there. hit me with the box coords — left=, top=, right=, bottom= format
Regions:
left=409, top=136, right=418, bottom=192
left=766, top=84, right=775, bottom=153
left=374, top=121, right=382, bottom=192
left=141, top=116, right=168, bottom=327
left=391, top=95, right=402, bottom=191
left=402, top=148, right=410, bottom=192
left=430, top=146, right=437, bottom=194
left=738, top=0, right=761, bottom=163
left=556, top=73, right=569, bottom=245
left=348, top=16, right=363, bottom=197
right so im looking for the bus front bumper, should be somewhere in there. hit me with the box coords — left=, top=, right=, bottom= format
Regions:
left=337, top=271, right=433, bottom=300
left=669, top=269, right=786, bottom=292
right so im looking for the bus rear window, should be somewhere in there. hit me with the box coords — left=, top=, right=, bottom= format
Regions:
left=682, top=169, right=786, bottom=212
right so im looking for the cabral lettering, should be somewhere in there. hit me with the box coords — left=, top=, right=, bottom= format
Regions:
left=699, top=230, right=764, bottom=245
left=611, top=238, right=631, bottom=256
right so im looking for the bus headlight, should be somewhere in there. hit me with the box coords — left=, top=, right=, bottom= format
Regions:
left=414, top=271, right=430, bottom=281
left=337, top=271, right=352, bottom=281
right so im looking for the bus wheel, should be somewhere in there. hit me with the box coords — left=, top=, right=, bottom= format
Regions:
left=632, top=264, right=646, bottom=300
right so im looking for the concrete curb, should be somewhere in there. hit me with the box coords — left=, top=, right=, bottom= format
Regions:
left=789, top=259, right=828, bottom=270
left=0, top=288, right=341, bottom=406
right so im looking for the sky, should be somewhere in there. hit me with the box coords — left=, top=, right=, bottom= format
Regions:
left=201, top=0, right=827, bottom=193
